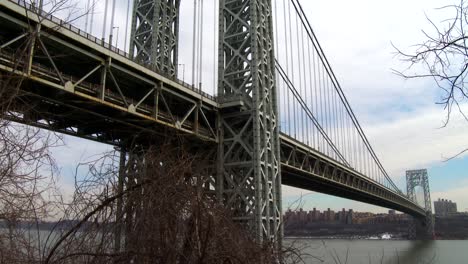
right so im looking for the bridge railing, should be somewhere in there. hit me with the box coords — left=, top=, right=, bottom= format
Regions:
left=273, top=0, right=402, bottom=194
left=6, top=0, right=216, bottom=102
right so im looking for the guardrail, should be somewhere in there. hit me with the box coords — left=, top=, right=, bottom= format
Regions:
left=7, top=0, right=216, bottom=101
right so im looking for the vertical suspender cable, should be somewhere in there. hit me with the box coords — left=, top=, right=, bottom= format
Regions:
left=90, top=0, right=95, bottom=35
left=329, top=79, right=335, bottom=158
left=191, top=0, right=198, bottom=87
left=340, top=101, right=346, bottom=163
left=102, top=0, right=109, bottom=41
left=339, top=103, right=344, bottom=159
left=333, top=83, right=339, bottom=156
left=356, top=134, right=362, bottom=173
left=362, top=144, right=366, bottom=176
left=320, top=65, right=326, bottom=152
left=317, top=59, right=322, bottom=151
left=295, top=11, right=303, bottom=141
left=364, top=143, right=368, bottom=178
left=327, top=78, right=333, bottom=157
left=332, top=91, right=338, bottom=156
left=109, top=0, right=116, bottom=46
left=352, top=125, right=356, bottom=170
left=325, top=77, right=330, bottom=156
left=313, top=44, right=318, bottom=149
left=276, top=61, right=349, bottom=165
left=347, top=110, right=353, bottom=167
left=198, top=0, right=204, bottom=89
left=283, top=0, right=291, bottom=136
left=287, top=0, right=297, bottom=138
left=295, top=0, right=399, bottom=191
left=355, top=128, right=359, bottom=171
left=274, top=0, right=280, bottom=127
left=301, top=26, right=308, bottom=144
left=85, top=0, right=91, bottom=32
left=124, top=0, right=130, bottom=52
left=307, top=37, right=314, bottom=146
left=293, top=0, right=397, bottom=189
left=213, top=0, right=217, bottom=95
left=196, top=0, right=202, bottom=87
left=343, top=100, right=348, bottom=161
left=330, top=79, right=335, bottom=159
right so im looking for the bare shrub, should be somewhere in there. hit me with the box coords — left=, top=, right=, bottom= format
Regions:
left=40, top=143, right=289, bottom=264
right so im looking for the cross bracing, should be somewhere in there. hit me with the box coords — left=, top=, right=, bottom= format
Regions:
left=0, top=0, right=432, bottom=245
left=130, top=0, right=180, bottom=77
left=217, top=0, right=281, bottom=243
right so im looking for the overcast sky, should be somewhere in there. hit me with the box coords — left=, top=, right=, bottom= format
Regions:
left=47, top=0, right=468, bottom=214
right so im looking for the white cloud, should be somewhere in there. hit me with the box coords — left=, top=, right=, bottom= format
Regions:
left=366, top=104, right=468, bottom=178
left=282, top=104, right=468, bottom=210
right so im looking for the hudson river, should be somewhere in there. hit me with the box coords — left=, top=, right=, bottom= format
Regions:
left=284, top=238, right=468, bottom=264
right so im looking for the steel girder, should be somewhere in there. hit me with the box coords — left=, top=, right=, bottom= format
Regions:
left=406, top=169, right=434, bottom=239
left=0, top=1, right=217, bottom=145
left=217, top=0, right=282, bottom=243
left=280, top=135, right=426, bottom=217
left=130, top=0, right=180, bottom=77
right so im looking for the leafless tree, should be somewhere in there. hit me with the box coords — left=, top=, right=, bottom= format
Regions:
left=0, top=0, right=94, bottom=262
left=394, top=1, right=468, bottom=122
left=40, top=143, right=302, bottom=264
left=393, top=0, right=468, bottom=159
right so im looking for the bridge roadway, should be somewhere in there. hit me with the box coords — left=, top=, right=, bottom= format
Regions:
left=0, top=0, right=425, bottom=218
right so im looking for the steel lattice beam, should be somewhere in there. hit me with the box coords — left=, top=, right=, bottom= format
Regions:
left=217, top=0, right=282, bottom=243
left=130, top=0, right=180, bottom=77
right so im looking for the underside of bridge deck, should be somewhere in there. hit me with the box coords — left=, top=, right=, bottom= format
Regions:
left=280, top=135, right=426, bottom=219
left=0, top=0, right=217, bottom=147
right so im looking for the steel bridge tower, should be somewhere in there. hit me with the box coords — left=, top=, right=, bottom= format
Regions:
left=129, top=0, right=282, bottom=243
left=130, top=0, right=180, bottom=77
left=406, top=169, right=434, bottom=239
left=217, top=0, right=282, bottom=243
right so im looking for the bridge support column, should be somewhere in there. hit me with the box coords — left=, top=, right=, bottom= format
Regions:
left=406, top=169, right=434, bottom=239
left=130, top=0, right=180, bottom=77
left=217, top=0, right=282, bottom=245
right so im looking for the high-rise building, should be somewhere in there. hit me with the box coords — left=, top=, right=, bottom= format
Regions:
left=298, top=208, right=307, bottom=223
left=339, top=208, right=347, bottom=223
left=325, top=208, right=336, bottom=222
left=312, top=208, right=320, bottom=221
left=346, top=209, right=354, bottom=224
left=434, top=198, right=457, bottom=216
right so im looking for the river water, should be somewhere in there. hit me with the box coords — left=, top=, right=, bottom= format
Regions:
left=284, top=238, right=468, bottom=264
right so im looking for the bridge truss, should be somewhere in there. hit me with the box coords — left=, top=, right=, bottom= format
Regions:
left=0, top=0, right=432, bottom=245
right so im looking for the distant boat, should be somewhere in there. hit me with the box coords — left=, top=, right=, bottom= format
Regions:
left=381, top=233, right=392, bottom=239
left=368, top=233, right=391, bottom=240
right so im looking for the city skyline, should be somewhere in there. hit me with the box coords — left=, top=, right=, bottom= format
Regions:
left=284, top=195, right=465, bottom=216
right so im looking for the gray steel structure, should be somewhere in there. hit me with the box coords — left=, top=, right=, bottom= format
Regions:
left=0, top=0, right=432, bottom=243
left=217, top=0, right=282, bottom=243
left=406, top=169, right=434, bottom=239
left=130, top=0, right=180, bottom=77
